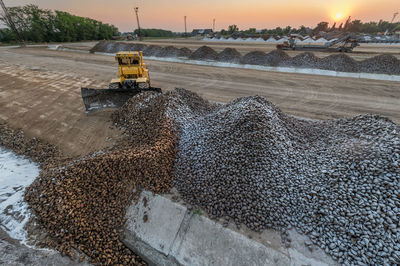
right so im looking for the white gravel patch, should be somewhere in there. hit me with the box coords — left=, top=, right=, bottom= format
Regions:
left=0, top=147, right=39, bottom=243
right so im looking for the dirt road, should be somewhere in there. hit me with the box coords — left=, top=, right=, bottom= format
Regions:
left=0, top=46, right=399, bottom=157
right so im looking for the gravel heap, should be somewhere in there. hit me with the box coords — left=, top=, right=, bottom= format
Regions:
left=90, top=41, right=120, bottom=54
left=359, top=54, right=400, bottom=75
left=318, top=54, right=359, bottom=73
left=165, top=88, right=219, bottom=131
left=25, top=92, right=177, bottom=265
left=131, top=43, right=147, bottom=52
left=155, top=46, right=179, bottom=57
left=216, top=48, right=242, bottom=63
left=189, top=46, right=218, bottom=60
left=240, top=50, right=291, bottom=66
left=178, top=47, right=192, bottom=58
left=0, top=122, right=61, bottom=167
left=265, top=50, right=291, bottom=66
left=90, top=41, right=147, bottom=54
left=143, top=45, right=163, bottom=57
left=156, top=46, right=192, bottom=58
left=156, top=46, right=188, bottom=58
left=240, top=51, right=270, bottom=65
left=169, top=91, right=400, bottom=265
left=287, top=52, right=321, bottom=68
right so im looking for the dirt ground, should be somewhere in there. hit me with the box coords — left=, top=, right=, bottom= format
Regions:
left=0, top=45, right=399, bottom=158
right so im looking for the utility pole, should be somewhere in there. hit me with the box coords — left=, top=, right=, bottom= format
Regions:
left=134, top=7, right=142, bottom=41
left=184, top=16, right=187, bottom=37
left=0, top=0, right=24, bottom=45
left=213, top=18, right=215, bottom=32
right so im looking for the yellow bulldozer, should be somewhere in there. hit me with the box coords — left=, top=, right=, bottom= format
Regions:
left=81, top=51, right=161, bottom=111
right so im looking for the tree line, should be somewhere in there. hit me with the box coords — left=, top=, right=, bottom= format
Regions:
left=0, top=5, right=119, bottom=43
left=132, top=28, right=176, bottom=38
left=221, top=19, right=400, bottom=36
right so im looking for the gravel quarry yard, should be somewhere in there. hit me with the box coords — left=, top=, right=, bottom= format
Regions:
left=0, top=42, right=399, bottom=265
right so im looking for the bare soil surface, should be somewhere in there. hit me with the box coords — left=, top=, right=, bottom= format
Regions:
left=0, top=46, right=399, bottom=159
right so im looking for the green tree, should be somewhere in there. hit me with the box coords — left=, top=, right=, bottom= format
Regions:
left=228, top=25, right=239, bottom=34
left=134, top=28, right=175, bottom=37
left=348, top=20, right=362, bottom=32
left=313, top=21, right=329, bottom=33
left=0, top=4, right=119, bottom=43
left=283, top=26, right=292, bottom=34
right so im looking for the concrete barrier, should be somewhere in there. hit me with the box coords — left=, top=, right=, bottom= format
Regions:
left=124, top=191, right=337, bottom=266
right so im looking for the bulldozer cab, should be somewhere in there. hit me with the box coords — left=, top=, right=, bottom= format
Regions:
left=117, top=57, right=139, bottom=65
left=115, top=51, right=143, bottom=66
left=113, top=51, right=149, bottom=86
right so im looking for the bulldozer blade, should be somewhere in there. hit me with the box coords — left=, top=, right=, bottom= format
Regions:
left=81, top=88, right=140, bottom=111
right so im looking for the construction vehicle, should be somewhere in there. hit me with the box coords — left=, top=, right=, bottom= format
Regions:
left=277, top=34, right=360, bottom=52
left=384, top=12, right=399, bottom=35
left=81, top=51, right=161, bottom=111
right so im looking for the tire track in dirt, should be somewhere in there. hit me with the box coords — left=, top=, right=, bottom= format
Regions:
left=0, top=62, right=120, bottom=157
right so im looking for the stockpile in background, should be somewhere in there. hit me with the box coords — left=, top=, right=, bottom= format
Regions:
left=90, top=41, right=400, bottom=75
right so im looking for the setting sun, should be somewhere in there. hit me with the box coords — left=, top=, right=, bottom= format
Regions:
left=335, top=13, right=343, bottom=20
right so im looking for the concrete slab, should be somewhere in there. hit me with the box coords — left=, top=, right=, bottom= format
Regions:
left=124, top=191, right=186, bottom=256
left=123, top=191, right=337, bottom=266
left=171, top=214, right=290, bottom=266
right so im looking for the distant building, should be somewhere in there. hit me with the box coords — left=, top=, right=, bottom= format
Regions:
left=192, top=29, right=213, bottom=36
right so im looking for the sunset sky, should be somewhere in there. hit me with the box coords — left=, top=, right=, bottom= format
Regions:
left=3, top=0, right=399, bottom=32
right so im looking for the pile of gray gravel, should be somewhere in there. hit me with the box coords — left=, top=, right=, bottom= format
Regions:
left=318, top=54, right=359, bottom=72
left=216, top=48, right=242, bottom=63
left=157, top=46, right=189, bottom=58
left=143, top=45, right=163, bottom=56
left=240, top=51, right=270, bottom=65
left=90, top=41, right=400, bottom=75
left=265, top=50, right=291, bottom=66
left=359, top=54, right=400, bottom=75
left=167, top=89, right=400, bottom=265
left=287, top=52, right=321, bottom=68
left=177, top=47, right=192, bottom=58
left=189, top=46, right=218, bottom=60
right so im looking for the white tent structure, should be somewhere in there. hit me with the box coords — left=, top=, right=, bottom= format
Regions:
left=294, top=37, right=302, bottom=43
left=266, top=36, right=277, bottom=43
left=300, top=37, right=313, bottom=44
left=314, top=37, right=328, bottom=43
left=275, top=37, right=288, bottom=44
